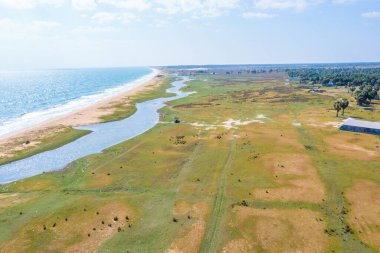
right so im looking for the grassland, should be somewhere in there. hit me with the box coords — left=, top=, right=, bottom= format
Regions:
left=0, top=73, right=379, bottom=253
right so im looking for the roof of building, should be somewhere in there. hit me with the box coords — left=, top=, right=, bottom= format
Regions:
left=341, top=118, right=380, bottom=130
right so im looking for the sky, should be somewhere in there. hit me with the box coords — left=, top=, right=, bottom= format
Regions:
left=0, top=0, right=380, bottom=69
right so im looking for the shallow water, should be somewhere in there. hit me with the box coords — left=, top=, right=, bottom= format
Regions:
left=0, top=77, right=191, bottom=184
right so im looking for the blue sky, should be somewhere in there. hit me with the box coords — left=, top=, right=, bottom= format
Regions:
left=0, top=0, right=379, bottom=69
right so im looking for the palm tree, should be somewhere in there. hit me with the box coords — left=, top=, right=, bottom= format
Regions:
left=339, top=98, right=349, bottom=116
left=333, top=101, right=341, bottom=117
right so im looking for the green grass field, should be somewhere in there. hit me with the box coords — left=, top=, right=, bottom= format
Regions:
left=0, top=74, right=379, bottom=253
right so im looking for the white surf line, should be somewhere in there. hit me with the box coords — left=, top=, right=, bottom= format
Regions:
left=0, top=68, right=158, bottom=139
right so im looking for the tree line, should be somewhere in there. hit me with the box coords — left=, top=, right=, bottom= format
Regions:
left=287, top=67, right=380, bottom=106
left=287, top=68, right=380, bottom=87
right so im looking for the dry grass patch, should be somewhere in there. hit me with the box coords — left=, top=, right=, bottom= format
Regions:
left=346, top=180, right=380, bottom=251
left=242, top=123, right=305, bottom=151
left=12, top=178, right=55, bottom=191
left=252, top=153, right=325, bottom=203
left=324, top=134, right=379, bottom=160
left=0, top=201, right=133, bottom=253
left=165, top=200, right=210, bottom=253
left=221, top=238, right=253, bottom=253
left=87, top=172, right=114, bottom=188
left=0, top=126, right=65, bottom=158
left=222, top=206, right=329, bottom=253
left=65, top=202, right=131, bottom=253
left=297, top=107, right=340, bottom=127
left=172, top=200, right=209, bottom=217
left=0, top=193, right=34, bottom=210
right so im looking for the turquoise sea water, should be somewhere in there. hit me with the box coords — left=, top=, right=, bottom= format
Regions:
left=0, top=67, right=153, bottom=137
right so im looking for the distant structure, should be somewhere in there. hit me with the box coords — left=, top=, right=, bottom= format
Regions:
left=325, top=79, right=335, bottom=87
left=309, top=87, right=326, bottom=93
left=340, top=118, right=380, bottom=135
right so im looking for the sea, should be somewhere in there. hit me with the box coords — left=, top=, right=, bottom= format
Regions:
left=0, top=67, right=155, bottom=138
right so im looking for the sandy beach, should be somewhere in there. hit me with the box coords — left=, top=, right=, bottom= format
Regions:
left=0, top=70, right=163, bottom=158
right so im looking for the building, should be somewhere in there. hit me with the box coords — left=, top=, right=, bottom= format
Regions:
left=324, top=79, right=335, bottom=87
left=340, top=118, right=380, bottom=135
left=309, top=86, right=326, bottom=93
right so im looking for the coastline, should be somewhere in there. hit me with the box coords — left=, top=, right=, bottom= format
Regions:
left=0, top=68, right=163, bottom=158
left=0, top=76, right=191, bottom=184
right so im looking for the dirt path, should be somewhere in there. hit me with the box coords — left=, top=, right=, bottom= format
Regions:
left=199, top=137, right=237, bottom=253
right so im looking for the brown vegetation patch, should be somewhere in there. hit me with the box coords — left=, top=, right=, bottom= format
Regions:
left=228, top=90, right=256, bottom=101
left=166, top=201, right=210, bottom=253
left=87, top=172, right=114, bottom=188
left=0, top=126, right=65, bottom=159
left=269, top=94, right=310, bottom=103
left=172, top=200, right=209, bottom=218
left=324, top=135, right=379, bottom=160
left=297, top=107, right=342, bottom=129
left=165, top=220, right=206, bottom=253
left=222, top=206, right=329, bottom=253
left=221, top=238, right=253, bottom=253
left=0, top=201, right=133, bottom=253
left=14, top=178, right=55, bottom=191
left=240, top=122, right=305, bottom=151
left=346, top=180, right=380, bottom=251
left=258, top=85, right=294, bottom=95
left=173, top=103, right=216, bottom=109
left=0, top=193, right=33, bottom=209
left=252, top=153, right=325, bottom=203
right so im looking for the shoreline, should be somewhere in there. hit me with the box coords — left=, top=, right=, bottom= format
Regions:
left=0, top=68, right=163, bottom=157
left=0, top=76, right=190, bottom=184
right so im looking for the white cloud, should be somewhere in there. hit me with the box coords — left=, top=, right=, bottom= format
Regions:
left=332, top=0, right=355, bottom=4
left=72, top=0, right=97, bottom=10
left=0, top=18, right=60, bottom=30
left=153, top=19, right=168, bottom=28
left=99, top=0, right=151, bottom=11
left=73, top=25, right=117, bottom=33
left=361, top=11, right=380, bottom=18
left=92, top=11, right=137, bottom=24
left=0, top=18, right=15, bottom=30
left=155, top=0, right=239, bottom=17
left=155, top=0, right=201, bottom=14
left=118, top=12, right=137, bottom=23
left=254, top=0, right=322, bottom=11
left=92, top=12, right=119, bottom=23
left=0, top=0, right=64, bottom=9
left=0, top=18, right=60, bottom=39
left=242, top=12, right=277, bottom=19
left=32, top=20, right=61, bottom=29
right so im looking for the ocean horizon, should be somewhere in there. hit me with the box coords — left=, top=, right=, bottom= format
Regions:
left=0, top=67, right=155, bottom=138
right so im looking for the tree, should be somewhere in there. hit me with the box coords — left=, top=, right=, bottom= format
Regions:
left=353, top=85, right=378, bottom=105
left=354, top=90, right=368, bottom=106
left=368, top=89, right=377, bottom=103
left=339, top=98, right=349, bottom=115
left=333, top=101, right=341, bottom=117
left=354, top=88, right=369, bottom=106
